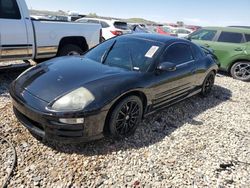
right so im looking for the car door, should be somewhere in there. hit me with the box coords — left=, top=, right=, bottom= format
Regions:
left=151, top=42, right=196, bottom=110
left=206, top=31, right=247, bottom=70
left=0, top=0, right=30, bottom=60
left=190, top=29, right=218, bottom=49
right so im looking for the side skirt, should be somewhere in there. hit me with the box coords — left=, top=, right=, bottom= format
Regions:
left=144, top=88, right=202, bottom=118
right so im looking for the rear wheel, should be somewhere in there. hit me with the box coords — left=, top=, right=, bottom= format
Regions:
left=108, top=96, right=143, bottom=139
left=57, top=44, right=83, bottom=57
left=201, top=71, right=215, bottom=97
left=230, top=61, right=250, bottom=81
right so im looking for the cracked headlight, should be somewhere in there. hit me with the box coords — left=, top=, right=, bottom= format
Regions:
left=51, top=87, right=95, bottom=112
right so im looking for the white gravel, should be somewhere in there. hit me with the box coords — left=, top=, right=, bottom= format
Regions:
left=0, top=70, right=249, bottom=187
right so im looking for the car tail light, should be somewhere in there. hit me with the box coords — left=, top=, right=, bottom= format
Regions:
left=110, top=30, right=123, bottom=36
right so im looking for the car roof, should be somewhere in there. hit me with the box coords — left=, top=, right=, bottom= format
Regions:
left=203, top=26, right=250, bottom=34
left=121, top=33, right=189, bottom=45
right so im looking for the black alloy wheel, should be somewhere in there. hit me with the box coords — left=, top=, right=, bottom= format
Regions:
left=108, top=96, right=143, bottom=138
left=201, top=71, right=215, bottom=97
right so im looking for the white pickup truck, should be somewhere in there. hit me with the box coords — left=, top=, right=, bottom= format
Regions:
left=0, top=0, right=101, bottom=64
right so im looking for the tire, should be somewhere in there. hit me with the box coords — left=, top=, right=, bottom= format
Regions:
left=57, top=44, right=83, bottom=57
left=200, top=71, right=215, bottom=97
left=108, top=96, right=143, bottom=139
left=230, top=61, right=250, bottom=82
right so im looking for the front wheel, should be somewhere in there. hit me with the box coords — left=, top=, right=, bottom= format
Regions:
left=230, top=61, right=250, bottom=81
left=57, top=44, right=83, bottom=57
left=108, top=96, right=143, bottom=139
left=201, top=71, right=215, bottom=97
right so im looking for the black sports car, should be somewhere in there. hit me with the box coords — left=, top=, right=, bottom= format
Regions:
left=10, top=34, right=218, bottom=143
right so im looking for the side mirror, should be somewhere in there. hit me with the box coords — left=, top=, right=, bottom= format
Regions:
left=156, top=62, right=177, bottom=73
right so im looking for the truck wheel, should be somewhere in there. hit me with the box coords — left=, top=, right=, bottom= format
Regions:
left=230, top=61, right=250, bottom=81
left=57, top=44, right=83, bottom=57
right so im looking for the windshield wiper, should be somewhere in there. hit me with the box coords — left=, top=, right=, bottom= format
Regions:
left=101, top=40, right=117, bottom=64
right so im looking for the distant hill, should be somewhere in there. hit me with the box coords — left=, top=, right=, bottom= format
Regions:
left=123, top=18, right=156, bottom=24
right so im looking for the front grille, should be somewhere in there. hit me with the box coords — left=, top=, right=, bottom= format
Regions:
left=14, top=107, right=44, bottom=132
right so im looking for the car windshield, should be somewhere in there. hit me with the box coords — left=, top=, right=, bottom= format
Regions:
left=85, top=37, right=163, bottom=72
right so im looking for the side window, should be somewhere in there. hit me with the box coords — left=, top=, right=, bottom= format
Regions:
left=162, top=43, right=194, bottom=65
left=218, top=32, right=243, bottom=43
left=100, top=21, right=109, bottom=28
left=0, top=0, right=21, bottom=19
left=244, top=34, right=250, bottom=42
left=87, top=19, right=100, bottom=24
left=77, top=19, right=88, bottom=23
left=190, top=29, right=217, bottom=41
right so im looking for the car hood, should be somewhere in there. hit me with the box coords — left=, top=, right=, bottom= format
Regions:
left=15, top=56, right=130, bottom=102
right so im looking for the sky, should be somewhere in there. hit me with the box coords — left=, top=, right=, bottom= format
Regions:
left=25, top=0, right=250, bottom=26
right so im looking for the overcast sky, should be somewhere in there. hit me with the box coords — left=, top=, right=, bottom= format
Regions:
left=25, top=0, right=250, bottom=26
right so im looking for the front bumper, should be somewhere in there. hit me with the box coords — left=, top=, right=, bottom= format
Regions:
left=11, top=90, right=108, bottom=143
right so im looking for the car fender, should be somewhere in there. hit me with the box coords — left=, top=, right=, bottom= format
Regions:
left=83, top=73, right=149, bottom=113
left=225, top=54, right=250, bottom=71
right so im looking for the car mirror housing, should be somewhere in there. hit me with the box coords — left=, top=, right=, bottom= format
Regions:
left=156, top=62, right=177, bottom=73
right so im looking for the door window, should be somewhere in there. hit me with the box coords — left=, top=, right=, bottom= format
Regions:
left=87, top=19, right=100, bottom=24
left=0, top=0, right=21, bottom=19
left=244, top=34, right=250, bottom=42
left=100, top=21, right=110, bottom=28
left=218, top=32, right=243, bottom=43
left=162, top=43, right=194, bottom=65
left=190, top=29, right=217, bottom=41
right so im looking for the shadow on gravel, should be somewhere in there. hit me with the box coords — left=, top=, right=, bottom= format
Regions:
left=44, top=85, right=232, bottom=156
left=0, top=70, right=24, bottom=96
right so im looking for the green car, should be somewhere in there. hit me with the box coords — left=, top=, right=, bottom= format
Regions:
left=188, top=27, right=250, bottom=81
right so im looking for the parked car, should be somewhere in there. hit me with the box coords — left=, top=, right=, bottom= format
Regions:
left=0, top=0, right=101, bottom=64
left=186, top=25, right=202, bottom=32
left=188, top=27, right=250, bottom=81
left=162, top=26, right=178, bottom=37
left=129, top=24, right=153, bottom=33
left=172, top=28, right=193, bottom=38
left=148, top=26, right=177, bottom=37
left=76, top=18, right=131, bottom=41
left=10, top=34, right=218, bottom=143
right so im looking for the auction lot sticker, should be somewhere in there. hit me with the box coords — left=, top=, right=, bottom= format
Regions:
left=145, top=46, right=159, bottom=58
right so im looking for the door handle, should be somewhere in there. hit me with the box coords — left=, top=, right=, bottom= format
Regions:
left=234, top=47, right=243, bottom=51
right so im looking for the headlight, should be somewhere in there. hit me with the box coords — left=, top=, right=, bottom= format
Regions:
left=50, top=87, right=95, bottom=112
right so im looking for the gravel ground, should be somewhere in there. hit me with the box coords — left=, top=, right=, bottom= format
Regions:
left=0, top=70, right=249, bottom=187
